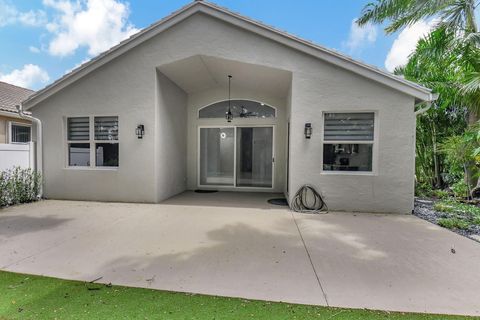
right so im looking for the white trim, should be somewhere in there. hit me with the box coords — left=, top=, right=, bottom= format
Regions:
left=320, top=111, right=379, bottom=176
left=64, top=115, right=120, bottom=170
left=197, top=124, right=275, bottom=191
left=23, top=1, right=435, bottom=109
left=8, top=121, right=32, bottom=144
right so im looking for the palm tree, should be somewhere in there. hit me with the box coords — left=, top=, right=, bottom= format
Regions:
left=357, top=0, right=478, bottom=35
left=358, top=0, right=480, bottom=116
left=359, top=1, right=480, bottom=195
left=395, top=28, right=469, bottom=188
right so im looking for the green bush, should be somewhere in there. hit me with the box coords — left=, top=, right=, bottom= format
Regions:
left=438, top=218, right=470, bottom=230
left=415, top=182, right=434, bottom=197
left=0, top=167, right=41, bottom=207
left=432, top=189, right=450, bottom=199
left=451, top=180, right=469, bottom=199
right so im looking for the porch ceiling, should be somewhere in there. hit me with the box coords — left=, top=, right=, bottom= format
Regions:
left=157, top=55, right=291, bottom=98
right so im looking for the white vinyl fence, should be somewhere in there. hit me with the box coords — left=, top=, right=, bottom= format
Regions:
left=0, top=142, right=35, bottom=171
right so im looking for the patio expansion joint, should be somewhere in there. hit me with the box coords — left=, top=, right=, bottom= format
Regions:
left=290, top=212, right=329, bottom=306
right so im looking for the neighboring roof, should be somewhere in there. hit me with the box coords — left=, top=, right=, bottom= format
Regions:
left=23, top=0, right=437, bottom=109
left=0, top=81, right=34, bottom=114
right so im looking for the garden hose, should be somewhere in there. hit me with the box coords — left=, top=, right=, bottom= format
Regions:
left=291, top=185, right=328, bottom=213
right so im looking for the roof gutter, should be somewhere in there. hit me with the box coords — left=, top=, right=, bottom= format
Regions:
left=16, top=104, right=43, bottom=198
left=0, top=109, right=29, bottom=119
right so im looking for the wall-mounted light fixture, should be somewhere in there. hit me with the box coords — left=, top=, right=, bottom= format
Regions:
left=136, top=124, right=145, bottom=139
left=304, top=123, right=312, bottom=139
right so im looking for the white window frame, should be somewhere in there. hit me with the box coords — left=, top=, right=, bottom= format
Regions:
left=320, top=111, right=379, bottom=176
left=197, top=99, right=277, bottom=119
left=197, top=124, right=276, bottom=190
left=8, top=121, right=32, bottom=144
left=65, top=115, right=119, bottom=170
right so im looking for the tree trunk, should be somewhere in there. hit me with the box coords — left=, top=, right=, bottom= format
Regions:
left=431, top=122, right=442, bottom=188
left=467, top=110, right=479, bottom=198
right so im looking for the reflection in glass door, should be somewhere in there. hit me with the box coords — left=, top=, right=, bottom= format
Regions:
left=199, top=128, right=235, bottom=186
left=199, top=126, right=274, bottom=189
left=236, top=127, right=273, bottom=188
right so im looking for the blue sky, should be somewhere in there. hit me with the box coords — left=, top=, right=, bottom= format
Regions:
left=0, top=0, right=432, bottom=90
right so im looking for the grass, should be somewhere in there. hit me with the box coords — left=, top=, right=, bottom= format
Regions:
left=0, top=271, right=475, bottom=320
left=433, top=199, right=480, bottom=230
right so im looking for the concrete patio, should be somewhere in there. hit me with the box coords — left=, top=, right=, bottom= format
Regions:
left=0, top=192, right=479, bottom=316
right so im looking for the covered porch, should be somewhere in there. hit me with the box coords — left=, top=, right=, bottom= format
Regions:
left=156, top=55, right=292, bottom=200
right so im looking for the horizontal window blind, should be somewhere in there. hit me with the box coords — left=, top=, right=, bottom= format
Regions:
left=11, top=125, right=31, bottom=143
left=324, top=112, right=374, bottom=141
left=68, top=117, right=89, bottom=141
left=95, top=116, right=118, bottom=140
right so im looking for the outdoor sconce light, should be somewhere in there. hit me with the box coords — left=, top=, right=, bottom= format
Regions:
left=304, top=123, right=312, bottom=139
left=136, top=124, right=145, bottom=139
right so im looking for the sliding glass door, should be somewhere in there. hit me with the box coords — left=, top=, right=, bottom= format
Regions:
left=199, top=128, right=235, bottom=186
left=199, top=126, right=273, bottom=188
left=236, top=127, right=273, bottom=188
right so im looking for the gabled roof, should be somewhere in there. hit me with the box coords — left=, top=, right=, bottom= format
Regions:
left=0, top=81, right=34, bottom=114
left=23, top=0, right=436, bottom=109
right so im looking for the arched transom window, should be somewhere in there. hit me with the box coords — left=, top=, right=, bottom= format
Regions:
left=199, top=100, right=276, bottom=119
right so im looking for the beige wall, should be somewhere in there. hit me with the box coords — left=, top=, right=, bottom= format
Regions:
left=30, top=12, right=416, bottom=212
left=0, top=115, right=31, bottom=144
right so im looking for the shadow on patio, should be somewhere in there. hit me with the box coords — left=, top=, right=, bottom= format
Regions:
left=161, top=191, right=289, bottom=210
left=0, top=215, right=72, bottom=238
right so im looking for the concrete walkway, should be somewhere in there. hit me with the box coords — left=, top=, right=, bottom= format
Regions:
left=0, top=192, right=479, bottom=316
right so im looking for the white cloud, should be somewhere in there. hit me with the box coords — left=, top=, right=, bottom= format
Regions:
left=0, top=64, right=50, bottom=89
left=0, top=1, right=47, bottom=27
left=343, top=19, right=377, bottom=53
left=43, top=0, right=139, bottom=57
left=385, top=20, right=437, bottom=72
left=29, top=46, right=41, bottom=53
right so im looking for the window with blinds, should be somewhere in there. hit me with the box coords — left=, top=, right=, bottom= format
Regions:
left=95, top=116, right=118, bottom=140
left=324, top=112, right=374, bottom=141
left=323, top=112, right=375, bottom=172
left=10, top=124, right=31, bottom=143
left=67, top=116, right=119, bottom=168
left=68, top=117, right=89, bottom=141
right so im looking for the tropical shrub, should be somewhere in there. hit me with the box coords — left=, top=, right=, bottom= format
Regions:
left=438, top=217, right=470, bottom=230
left=0, top=167, right=41, bottom=207
left=451, top=181, right=469, bottom=199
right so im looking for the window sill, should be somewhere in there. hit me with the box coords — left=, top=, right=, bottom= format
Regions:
left=320, top=171, right=377, bottom=176
left=64, top=167, right=119, bottom=171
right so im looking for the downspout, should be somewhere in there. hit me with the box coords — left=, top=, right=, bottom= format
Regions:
left=415, top=101, right=432, bottom=116
left=16, top=104, right=43, bottom=198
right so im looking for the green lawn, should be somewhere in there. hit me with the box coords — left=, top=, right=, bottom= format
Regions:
left=0, top=271, right=475, bottom=320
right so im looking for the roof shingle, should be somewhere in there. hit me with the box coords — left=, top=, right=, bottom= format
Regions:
left=0, top=81, right=34, bottom=114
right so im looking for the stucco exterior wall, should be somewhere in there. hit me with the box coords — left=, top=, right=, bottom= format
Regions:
left=289, top=70, right=415, bottom=213
left=30, top=12, right=416, bottom=212
left=155, top=71, right=188, bottom=202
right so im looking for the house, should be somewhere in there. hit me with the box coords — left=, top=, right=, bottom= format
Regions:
left=0, top=81, right=35, bottom=171
left=0, top=81, right=33, bottom=144
left=22, top=1, right=436, bottom=213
